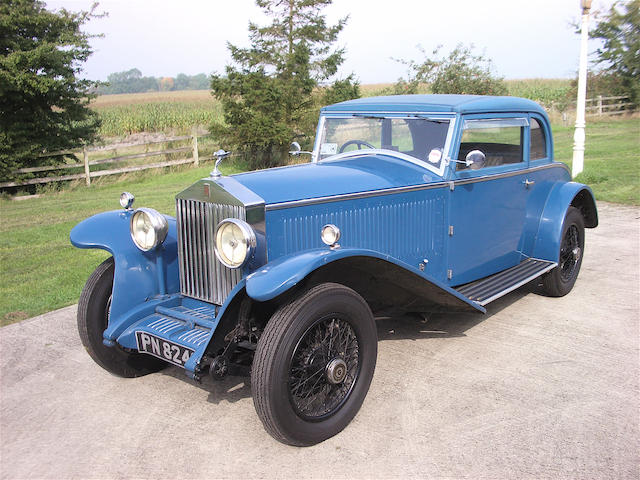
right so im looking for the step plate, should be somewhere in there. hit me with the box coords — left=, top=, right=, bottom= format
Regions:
left=456, top=258, right=556, bottom=306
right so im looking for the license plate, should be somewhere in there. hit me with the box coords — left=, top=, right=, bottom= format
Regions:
left=135, top=331, right=194, bottom=368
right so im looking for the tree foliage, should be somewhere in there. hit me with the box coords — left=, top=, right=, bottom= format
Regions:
left=210, top=0, right=359, bottom=169
left=0, top=0, right=101, bottom=180
left=390, top=44, right=507, bottom=96
left=589, top=0, right=640, bottom=106
left=97, top=69, right=210, bottom=94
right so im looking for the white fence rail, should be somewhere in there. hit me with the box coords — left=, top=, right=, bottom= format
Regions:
left=585, top=95, right=633, bottom=116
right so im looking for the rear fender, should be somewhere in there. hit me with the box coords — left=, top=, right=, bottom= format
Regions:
left=70, top=210, right=180, bottom=340
left=532, top=182, right=598, bottom=262
left=246, top=248, right=485, bottom=313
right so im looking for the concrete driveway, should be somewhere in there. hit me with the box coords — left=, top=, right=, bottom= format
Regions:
left=1, top=202, right=638, bottom=479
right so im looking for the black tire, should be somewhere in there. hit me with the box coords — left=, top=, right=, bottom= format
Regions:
left=252, top=283, right=377, bottom=446
left=541, top=206, right=585, bottom=297
left=77, top=257, right=166, bottom=377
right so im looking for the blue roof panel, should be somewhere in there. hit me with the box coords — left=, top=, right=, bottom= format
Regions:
left=322, top=94, right=547, bottom=116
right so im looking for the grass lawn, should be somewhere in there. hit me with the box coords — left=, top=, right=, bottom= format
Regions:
left=0, top=117, right=638, bottom=325
left=0, top=160, right=247, bottom=326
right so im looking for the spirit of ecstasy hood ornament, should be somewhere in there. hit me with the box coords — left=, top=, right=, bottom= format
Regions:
left=211, top=149, right=231, bottom=178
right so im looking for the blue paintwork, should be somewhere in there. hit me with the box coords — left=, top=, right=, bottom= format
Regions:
left=264, top=185, right=448, bottom=278
left=323, top=94, right=548, bottom=116
left=70, top=210, right=180, bottom=335
left=71, top=94, right=598, bottom=376
left=532, top=182, right=597, bottom=262
left=233, top=153, right=441, bottom=205
left=246, top=247, right=484, bottom=313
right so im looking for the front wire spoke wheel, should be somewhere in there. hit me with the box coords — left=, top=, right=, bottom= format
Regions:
left=252, top=283, right=377, bottom=446
left=288, top=316, right=360, bottom=420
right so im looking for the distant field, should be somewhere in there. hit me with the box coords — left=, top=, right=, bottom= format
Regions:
left=91, top=79, right=576, bottom=138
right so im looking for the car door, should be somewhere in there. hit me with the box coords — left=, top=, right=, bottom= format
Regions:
left=446, top=115, right=531, bottom=286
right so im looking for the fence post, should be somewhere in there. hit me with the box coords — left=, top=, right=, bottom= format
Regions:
left=83, top=147, right=91, bottom=186
left=192, top=132, right=199, bottom=166
left=597, top=95, right=603, bottom=116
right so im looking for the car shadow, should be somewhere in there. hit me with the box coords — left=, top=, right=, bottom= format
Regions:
left=377, top=279, right=538, bottom=341
left=161, top=280, right=539, bottom=404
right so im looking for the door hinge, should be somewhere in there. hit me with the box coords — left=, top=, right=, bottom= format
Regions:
left=447, top=269, right=453, bottom=280
left=449, top=181, right=455, bottom=191
left=448, top=225, right=454, bottom=236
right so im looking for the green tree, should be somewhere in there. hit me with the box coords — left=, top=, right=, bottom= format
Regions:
left=98, top=68, right=159, bottom=94
left=210, top=0, right=359, bottom=169
left=0, top=0, right=101, bottom=181
left=589, top=0, right=640, bottom=107
left=390, top=44, right=507, bottom=96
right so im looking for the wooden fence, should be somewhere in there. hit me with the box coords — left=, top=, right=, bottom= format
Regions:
left=585, top=95, right=633, bottom=116
left=0, top=134, right=214, bottom=189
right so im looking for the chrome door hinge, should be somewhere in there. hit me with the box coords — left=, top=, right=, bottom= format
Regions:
left=449, top=181, right=455, bottom=191
left=448, top=225, right=454, bottom=236
left=447, top=269, right=453, bottom=280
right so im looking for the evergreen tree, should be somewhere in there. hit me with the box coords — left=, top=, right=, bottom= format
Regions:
left=210, top=0, right=359, bottom=169
left=0, top=0, right=101, bottom=180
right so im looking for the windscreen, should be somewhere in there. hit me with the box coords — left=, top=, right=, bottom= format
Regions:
left=317, top=116, right=451, bottom=172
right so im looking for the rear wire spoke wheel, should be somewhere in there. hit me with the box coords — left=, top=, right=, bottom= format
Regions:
left=542, top=206, right=585, bottom=297
left=77, top=257, right=166, bottom=377
left=252, top=283, right=377, bottom=446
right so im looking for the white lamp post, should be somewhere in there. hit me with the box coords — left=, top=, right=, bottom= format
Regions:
left=572, top=0, right=592, bottom=178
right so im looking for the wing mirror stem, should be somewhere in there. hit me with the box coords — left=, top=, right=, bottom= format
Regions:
left=289, top=141, right=312, bottom=156
left=445, top=150, right=486, bottom=170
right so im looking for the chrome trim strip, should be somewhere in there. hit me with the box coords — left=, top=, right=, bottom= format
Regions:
left=266, top=181, right=450, bottom=210
left=478, top=262, right=557, bottom=306
left=265, top=163, right=569, bottom=211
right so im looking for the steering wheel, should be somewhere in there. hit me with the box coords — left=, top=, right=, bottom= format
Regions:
left=339, top=139, right=376, bottom=153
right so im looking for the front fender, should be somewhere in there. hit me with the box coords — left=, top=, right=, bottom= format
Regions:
left=70, top=210, right=180, bottom=334
left=246, top=248, right=484, bottom=313
left=532, top=182, right=597, bottom=262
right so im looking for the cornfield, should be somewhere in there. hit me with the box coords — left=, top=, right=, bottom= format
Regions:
left=91, top=80, right=576, bottom=138
left=91, top=90, right=224, bottom=137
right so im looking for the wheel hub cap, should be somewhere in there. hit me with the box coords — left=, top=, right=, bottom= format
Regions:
left=572, top=247, right=581, bottom=261
left=326, top=358, right=347, bottom=384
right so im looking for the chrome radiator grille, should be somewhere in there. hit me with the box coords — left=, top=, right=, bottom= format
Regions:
left=176, top=198, right=245, bottom=305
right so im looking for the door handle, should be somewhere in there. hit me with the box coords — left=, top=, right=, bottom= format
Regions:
left=523, top=179, right=535, bottom=188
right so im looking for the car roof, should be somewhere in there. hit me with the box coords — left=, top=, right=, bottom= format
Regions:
left=321, top=94, right=547, bottom=116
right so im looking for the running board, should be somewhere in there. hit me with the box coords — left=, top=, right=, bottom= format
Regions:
left=455, top=258, right=556, bottom=306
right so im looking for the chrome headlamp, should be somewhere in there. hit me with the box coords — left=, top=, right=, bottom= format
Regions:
left=214, top=219, right=256, bottom=269
left=130, top=208, right=168, bottom=251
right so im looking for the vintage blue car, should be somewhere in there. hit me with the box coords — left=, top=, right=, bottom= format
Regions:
left=71, top=94, right=598, bottom=446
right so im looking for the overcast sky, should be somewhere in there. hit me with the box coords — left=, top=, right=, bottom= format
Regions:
left=45, top=0, right=614, bottom=83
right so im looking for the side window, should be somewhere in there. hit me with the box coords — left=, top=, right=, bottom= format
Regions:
left=458, top=118, right=526, bottom=170
left=530, top=118, right=547, bottom=160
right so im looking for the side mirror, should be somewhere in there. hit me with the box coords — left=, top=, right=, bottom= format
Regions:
left=289, top=141, right=312, bottom=156
left=465, top=150, right=486, bottom=170
left=289, top=141, right=302, bottom=155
